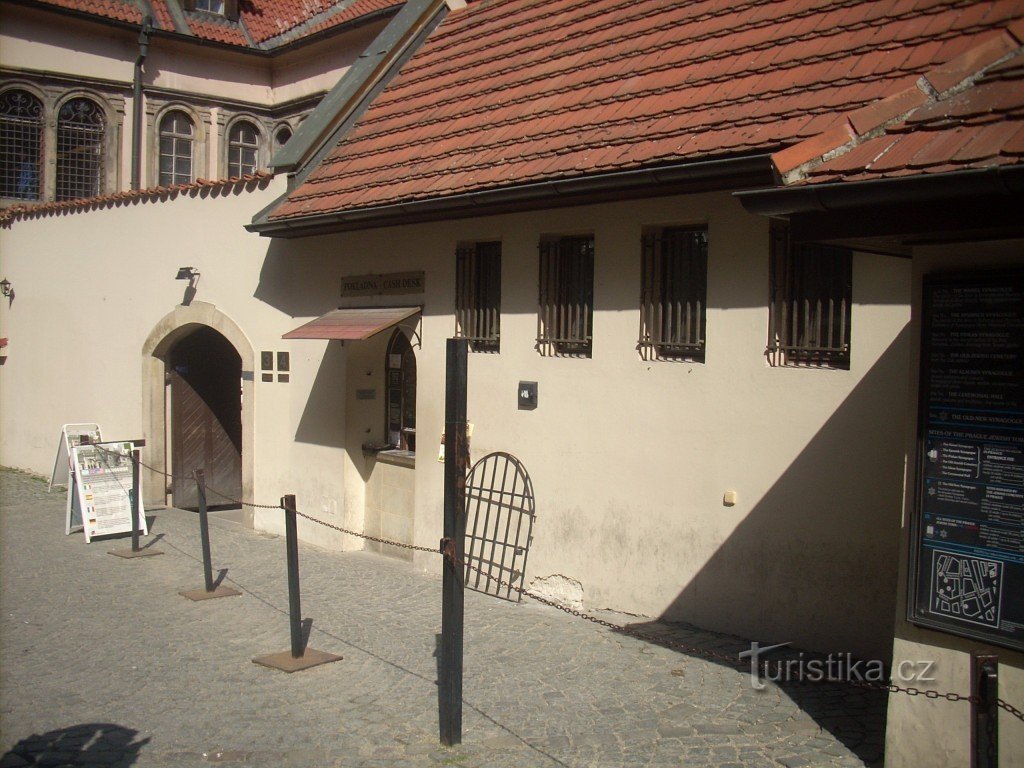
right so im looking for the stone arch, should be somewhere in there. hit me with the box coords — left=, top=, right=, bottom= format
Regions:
left=141, top=301, right=254, bottom=521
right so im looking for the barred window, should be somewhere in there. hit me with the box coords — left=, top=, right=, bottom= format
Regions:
left=639, top=226, right=708, bottom=362
left=538, top=235, right=594, bottom=358
left=56, top=98, right=105, bottom=201
left=227, top=120, right=259, bottom=178
left=159, top=111, right=194, bottom=186
left=455, top=241, right=501, bottom=352
left=0, top=90, right=43, bottom=200
left=768, top=222, right=852, bottom=369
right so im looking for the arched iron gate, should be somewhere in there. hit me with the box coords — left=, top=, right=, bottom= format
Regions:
left=463, top=452, right=535, bottom=602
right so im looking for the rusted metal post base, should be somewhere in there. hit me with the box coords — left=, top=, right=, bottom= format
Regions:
left=179, top=585, right=241, bottom=601
left=108, top=547, right=163, bottom=559
left=251, top=495, right=342, bottom=673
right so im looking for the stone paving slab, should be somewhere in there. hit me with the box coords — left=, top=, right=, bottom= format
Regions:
left=1, top=468, right=885, bottom=767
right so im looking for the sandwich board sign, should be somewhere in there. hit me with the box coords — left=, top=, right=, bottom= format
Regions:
left=69, top=440, right=148, bottom=543
left=50, top=423, right=102, bottom=492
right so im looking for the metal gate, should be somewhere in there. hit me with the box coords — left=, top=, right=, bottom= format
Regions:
left=463, top=452, right=535, bottom=601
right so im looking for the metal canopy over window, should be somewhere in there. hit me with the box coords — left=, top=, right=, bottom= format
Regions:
left=282, top=307, right=421, bottom=341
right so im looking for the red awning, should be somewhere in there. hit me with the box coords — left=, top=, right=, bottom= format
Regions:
left=282, top=307, right=420, bottom=341
left=0, top=337, right=7, bottom=348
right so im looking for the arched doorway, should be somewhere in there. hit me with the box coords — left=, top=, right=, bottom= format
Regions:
left=168, top=326, right=242, bottom=509
left=141, top=302, right=254, bottom=517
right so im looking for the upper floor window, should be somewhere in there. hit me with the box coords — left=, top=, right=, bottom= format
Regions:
left=639, top=226, right=708, bottom=362
left=767, top=221, right=852, bottom=369
left=195, top=0, right=225, bottom=13
left=227, top=121, right=259, bottom=178
left=537, top=235, right=594, bottom=358
left=56, top=98, right=104, bottom=201
left=0, top=90, right=43, bottom=201
left=455, top=241, right=501, bottom=353
left=274, top=126, right=292, bottom=151
left=159, top=111, right=194, bottom=186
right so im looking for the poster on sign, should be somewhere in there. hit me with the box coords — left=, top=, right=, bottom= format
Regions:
left=71, top=441, right=148, bottom=543
left=50, top=423, right=102, bottom=490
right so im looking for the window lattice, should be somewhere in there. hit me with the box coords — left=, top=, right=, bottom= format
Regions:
left=639, top=227, right=708, bottom=362
left=768, top=222, right=852, bottom=368
left=0, top=90, right=43, bottom=200
left=537, top=235, right=594, bottom=358
left=56, top=98, right=105, bottom=201
left=227, top=121, right=259, bottom=178
left=159, top=111, right=194, bottom=186
left=456, top=241, right=501, bottom=352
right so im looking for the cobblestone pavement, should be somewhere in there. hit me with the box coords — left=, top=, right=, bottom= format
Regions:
left=1, top=468, right=889, bottom=767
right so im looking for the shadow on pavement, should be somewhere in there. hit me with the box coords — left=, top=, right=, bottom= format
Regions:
left=1, top=723, right=149, bottom=767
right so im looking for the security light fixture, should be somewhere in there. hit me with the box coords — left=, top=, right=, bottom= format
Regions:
left=0, top=279, right=10, bottom=297
left=175, top=267, right=199, bottom=281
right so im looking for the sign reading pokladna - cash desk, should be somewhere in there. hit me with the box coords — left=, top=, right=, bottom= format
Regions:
left=71, top=441, right=148, bottom=543
left=910, top=270, right=1024, bottom=652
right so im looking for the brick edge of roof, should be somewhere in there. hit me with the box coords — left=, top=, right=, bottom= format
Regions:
left=774, top=23, right=1024, bottom=185
left=0, top=172, right=275, bottom=227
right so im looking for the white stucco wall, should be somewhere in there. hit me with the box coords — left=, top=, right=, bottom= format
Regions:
left=885, top=239, right=1024, bottom=768
left=0, top=187, right=912, bottom=664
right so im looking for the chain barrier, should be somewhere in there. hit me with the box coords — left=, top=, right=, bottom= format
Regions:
left=292, top=509, right=439, bottom=554
left=84, top=442, right=1024, bottom=724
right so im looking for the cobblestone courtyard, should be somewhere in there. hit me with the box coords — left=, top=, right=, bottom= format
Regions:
left=1, top=468, right=886, bottom=767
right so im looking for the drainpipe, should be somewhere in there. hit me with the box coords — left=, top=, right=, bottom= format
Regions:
left=131, top=15, right=153, bottom=191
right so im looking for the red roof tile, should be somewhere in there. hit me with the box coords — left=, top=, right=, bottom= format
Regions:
left=24, top=0, right=400, bottom=49
left=270, top=0, right=1024, bottom=223
left=790, top=46, right=1024, bottom=184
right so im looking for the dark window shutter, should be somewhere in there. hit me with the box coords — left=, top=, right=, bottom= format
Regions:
left=225, top=0, right=239, bottom=21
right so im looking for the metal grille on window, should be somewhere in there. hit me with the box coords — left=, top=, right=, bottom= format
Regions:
left=537, top=236, right=594, bottom=358
left=639, top=226, right=707, bottom=362
left=159, top=112, right=194, bottom=187
left=56, top=98, right=104, bottom=201
left=228, top=121, right=259, bottom=178
left=456, top=241, right=501, bottom=353
left=767, top=222, right=852, bottom=368
left=0, top=90, right=43, bottom=200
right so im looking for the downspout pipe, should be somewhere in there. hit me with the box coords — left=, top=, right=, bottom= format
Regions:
left=131, top=16, right=153, bottom=191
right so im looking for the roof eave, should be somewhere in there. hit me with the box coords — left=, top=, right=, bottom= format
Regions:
left=735, top=166, right=1024, bottom=217
left=248, top=153, right=776, bottom=238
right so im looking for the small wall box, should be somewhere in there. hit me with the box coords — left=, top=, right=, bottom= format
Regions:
left=518, top=381, right=537, bottom=410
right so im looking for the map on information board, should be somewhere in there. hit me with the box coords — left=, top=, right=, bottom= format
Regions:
left=71, top=441, right=148, bottom=543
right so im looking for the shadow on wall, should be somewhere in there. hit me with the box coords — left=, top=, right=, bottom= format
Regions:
left=660, top=325, right=913, bottom=665
left=1, top=723, right=149, bottom=766
left=294, top=340, right=346, bottom=448
left=254, top=237, right=355, bottom=318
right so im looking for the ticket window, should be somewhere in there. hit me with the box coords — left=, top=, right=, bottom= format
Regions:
left=386, top=329, right=416, bottom=452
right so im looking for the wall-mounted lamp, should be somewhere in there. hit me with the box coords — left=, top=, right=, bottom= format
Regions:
left=0, top=278, right=12, bottom=298
left=175, top=267, right=199, bottom=281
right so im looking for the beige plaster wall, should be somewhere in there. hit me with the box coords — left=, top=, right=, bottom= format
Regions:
left=885, top=239, right=1024, bottom=768
left=0, top=186, right=911, bottom=661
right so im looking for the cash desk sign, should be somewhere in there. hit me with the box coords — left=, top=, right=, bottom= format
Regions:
left=341, top=272, right=425, bottom=297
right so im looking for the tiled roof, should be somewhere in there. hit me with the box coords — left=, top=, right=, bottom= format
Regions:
left=22, top=0, right=401, bottom=50
left=268, top=0, right=1024, bottom=223
left=0, top=173, right=274, bottom=226
left=779, top=43, right=1024, bottom=184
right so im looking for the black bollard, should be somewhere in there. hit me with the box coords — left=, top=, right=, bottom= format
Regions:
left=251, top=494, right=342, bottom=672
left=178, top=469, right=240, bottom=601
left=971, top=653, right=999, bottom=768
left=440, top=338, right=468, bottom=747
left=109, top=440, right=162, bottom=559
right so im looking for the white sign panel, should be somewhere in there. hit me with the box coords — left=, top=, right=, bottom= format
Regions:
left=50, top=423, right=102, bottom=491
left=71, top=441, right=148, bottom=543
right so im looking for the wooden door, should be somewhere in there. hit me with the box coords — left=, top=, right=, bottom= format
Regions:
left=170, top=369, right=242, bottom=510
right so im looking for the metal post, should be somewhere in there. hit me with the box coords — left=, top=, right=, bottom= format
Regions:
left=283, top=494, right=303, bottom=659
left=195, top=469, right=214, bottom=592
left=972, top=652, right=999, bottom=768
left=131, top=446, right=141, bottom=552
left=440, top=338, right=468, bottom=746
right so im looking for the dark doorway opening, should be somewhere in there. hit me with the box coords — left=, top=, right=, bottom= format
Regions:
left=169, top=326, right=242, bottom=511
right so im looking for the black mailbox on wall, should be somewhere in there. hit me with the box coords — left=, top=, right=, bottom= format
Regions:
left=518, top=381, right=537, bottom=410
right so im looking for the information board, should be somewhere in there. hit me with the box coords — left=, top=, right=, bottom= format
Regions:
left=910, top=270, right=1024, bottom=651
left=50, top=423, right=103, bottom=534
left=71, top=441, right=148, bottom=543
